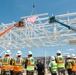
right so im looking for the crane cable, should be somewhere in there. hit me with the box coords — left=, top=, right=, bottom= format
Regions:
left=31, top=0, right=36, bottom=15
left=0, top=0, right=36, bottom=37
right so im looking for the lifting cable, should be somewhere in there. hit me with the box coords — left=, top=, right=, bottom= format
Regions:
left=31, top=0, right=36, bottom=15
left=0, top=0, right=36, bottom=37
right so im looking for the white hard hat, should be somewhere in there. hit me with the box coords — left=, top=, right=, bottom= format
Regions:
left=71, top=54, right=75, bottom=58
left=67, top=55, right=70, bottom=58
left=74, top=56, right=76, bottom=58
left=5, top=49, right=11, bottom=55
left=51, top=56, right=55, bottom=60
left=57, top=50, right=61, bottom=54
left=28, top=51, right=32, bottom=55
left=16, top=50, right=22, bottom=56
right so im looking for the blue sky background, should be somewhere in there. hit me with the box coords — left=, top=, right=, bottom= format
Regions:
left=0, top=0, right=76, bottom=23
left=0, top=0, right=76, bottom=57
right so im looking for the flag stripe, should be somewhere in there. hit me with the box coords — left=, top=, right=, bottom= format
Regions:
left=27, top=16, right=37, bottom=23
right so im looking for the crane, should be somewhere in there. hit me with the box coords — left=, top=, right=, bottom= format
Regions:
left=49, top=16, right=76, bottom=32
left=0, top=19, right=25, bottom=36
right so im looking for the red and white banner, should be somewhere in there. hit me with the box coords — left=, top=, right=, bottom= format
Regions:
left=26, top=16, right=38, bottom=23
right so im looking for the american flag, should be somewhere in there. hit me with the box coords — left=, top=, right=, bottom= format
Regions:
left=26, top=16, right=38, bottom=23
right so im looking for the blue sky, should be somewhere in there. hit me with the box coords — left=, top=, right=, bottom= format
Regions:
left=0, top=0, right=76, bottom=57
left=0, top=0, right=76, bottom=24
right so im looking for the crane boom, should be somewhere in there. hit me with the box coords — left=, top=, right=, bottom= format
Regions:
left=49, top=16, right=76, bottom=32
left=0, top=25, right=14, bottom=36
left=0, top=20, right=25, bottom=37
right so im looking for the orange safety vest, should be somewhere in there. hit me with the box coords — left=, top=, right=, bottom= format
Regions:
left=72, top=59, right=76, bottom=71
left=14, top=57, right=23, bottom=72
left=11, top=65, right=14, bottom=71
left=2, top=56, right=11, bottom=70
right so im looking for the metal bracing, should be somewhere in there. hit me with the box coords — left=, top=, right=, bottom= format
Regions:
left=0, top=12, right=76, bottom=50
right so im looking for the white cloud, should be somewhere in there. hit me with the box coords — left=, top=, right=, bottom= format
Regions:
left=63, top=52, right=70, bottom=55
left=67, top=49, right=74, bottom=51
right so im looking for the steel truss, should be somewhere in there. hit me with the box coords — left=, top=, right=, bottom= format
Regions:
left=0, top=12, right=76, bottom=50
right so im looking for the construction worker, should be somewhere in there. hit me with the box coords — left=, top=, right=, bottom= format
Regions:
left=65, top=55, right=73, bottom=75
left=14, top=19, right=25, bottom=27
left=36, top=59, right=45, bottom=75
left=49, top=56, right=57, bottom=75
left=1, top=49, right=12, bottom=75
left=55, top=50, right=65, bottom=75
left=13, top=50, right=24, bottom=75
left=71, top=54, right=75, bottom=70
left=71, top=54, right=76, bottom=75
left=25, top=51, right=35, bottom=75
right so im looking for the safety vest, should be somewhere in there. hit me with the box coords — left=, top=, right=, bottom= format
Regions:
left=72, top=59, right=76, bottom=71
left=56, top=55, right=65, bottom=68
left=26, top=57, right=35, bottom=71
left=66, top=59, right=72, bottom=69
left=51, top=60, right=57, bottom=72
left=14, top=57, right=23, bottom=72
left=2, top=56, right=11, bottom=70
